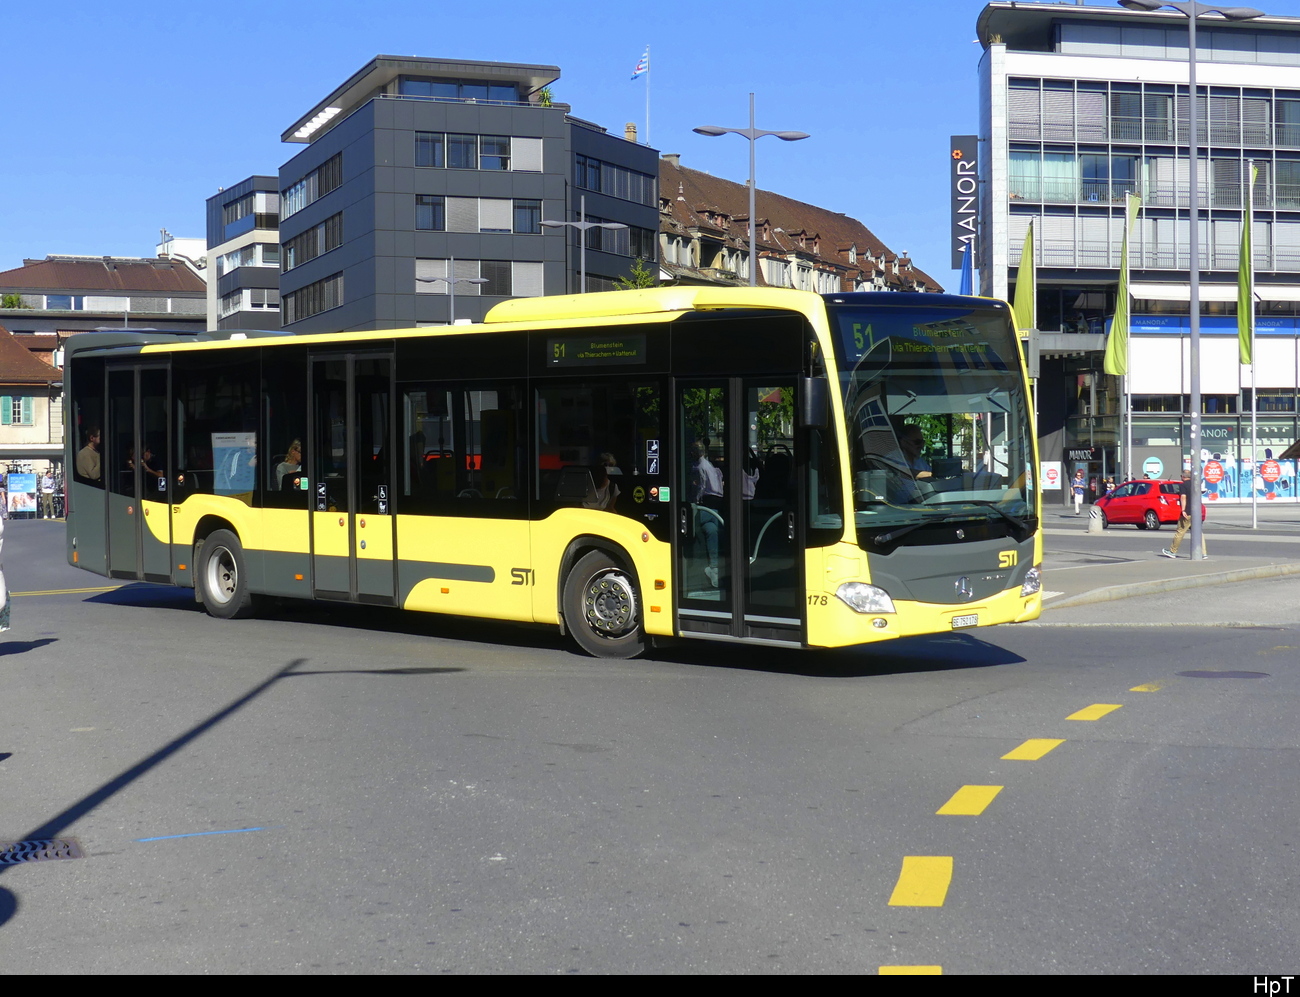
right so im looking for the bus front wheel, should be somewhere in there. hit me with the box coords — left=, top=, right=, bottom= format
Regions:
left=563, top=551, right=645, bottom=659
left=197, top=529, right=255, bottom=620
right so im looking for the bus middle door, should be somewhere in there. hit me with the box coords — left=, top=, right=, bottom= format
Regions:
left=309, top=354, right=397, bottom=605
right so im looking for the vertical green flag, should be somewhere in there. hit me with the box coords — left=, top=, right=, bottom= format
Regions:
left=1104, top=192, right=1141, bottom=376
left=1013, top=221, right=1035, bottom=334
left=1239, top=164, right=1258, bottom=365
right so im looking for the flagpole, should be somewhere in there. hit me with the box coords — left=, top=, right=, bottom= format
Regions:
left=645, top=45, right=651, bottom=147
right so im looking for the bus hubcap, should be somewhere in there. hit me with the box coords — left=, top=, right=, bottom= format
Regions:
left=584, top=570, right=636, bottom=638
left=208, top=549, right=236, bottom=604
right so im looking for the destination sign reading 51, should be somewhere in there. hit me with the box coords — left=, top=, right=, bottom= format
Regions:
left=547, top=334, right=647, bottom=366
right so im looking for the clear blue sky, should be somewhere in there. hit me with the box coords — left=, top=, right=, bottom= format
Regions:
left=7, top=0, right=1300, bottom=288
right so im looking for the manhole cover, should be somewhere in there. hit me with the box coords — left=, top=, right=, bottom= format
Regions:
left=0, top=839, right=84, bottom=864
left=1176, top=670, right=1270, bottom=679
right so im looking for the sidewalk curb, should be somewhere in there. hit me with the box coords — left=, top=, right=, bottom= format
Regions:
left=1046, top=561, right=1300, bottom=610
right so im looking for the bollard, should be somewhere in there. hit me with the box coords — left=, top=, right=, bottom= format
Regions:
left=1087, top=505, right=1104, bottom=534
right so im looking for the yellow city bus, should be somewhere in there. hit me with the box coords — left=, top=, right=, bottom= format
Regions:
left=65, top=287, right=1041, bottom=657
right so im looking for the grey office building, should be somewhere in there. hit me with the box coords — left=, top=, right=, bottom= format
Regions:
left=278, top=56, right=659, bottom=332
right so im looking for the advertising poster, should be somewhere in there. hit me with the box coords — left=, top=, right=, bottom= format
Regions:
left=1198, top=451, right=1297, bottom=503
left=213, top=433, right=257, bottom=495
left=7, top=473, right=37, bottom=516
left=1040, top=461, right=1062, bottom=491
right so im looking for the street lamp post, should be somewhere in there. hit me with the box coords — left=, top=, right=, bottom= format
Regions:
left=694, top=94, right=810, bottom=287
left=1119, top=1, right=1264, bottom=560
left=541, top=195, right=627, bottom=292
left=415, top=255, right=488, bottom=323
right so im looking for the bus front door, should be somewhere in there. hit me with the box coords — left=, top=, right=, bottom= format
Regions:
left=310, top=354, right=397, bottom=605
left=105, top=364, right=171, bottom=582
left=675, top=379, right=803, bottom=645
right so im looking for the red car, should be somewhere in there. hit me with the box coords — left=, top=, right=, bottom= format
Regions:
left=1095, top=479, right=1206, bottom=530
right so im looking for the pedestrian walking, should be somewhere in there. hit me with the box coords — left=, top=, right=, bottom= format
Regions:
left=40, top=469, right=55, bottom=519
left=1161, top=471, right=1206, bottom=559
left=1071, top=468, right=1086, bottom=515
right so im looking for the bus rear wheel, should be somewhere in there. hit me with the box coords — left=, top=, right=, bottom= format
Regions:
left=197, top=529, right=255, bottom=620
left=563, top=551, right=645, bottom=659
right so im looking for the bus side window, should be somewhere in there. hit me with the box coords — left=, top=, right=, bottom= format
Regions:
left=807, top=425, right=844, bottom=538
left=399, top=382, right=526, bottom=516
left=261, top=349, right=309, bottom=509
left=534, top=381, right=662, bottom=518
left=174, top=356, right=259, bottom=505
left=70, top=356, right=105, bottom=488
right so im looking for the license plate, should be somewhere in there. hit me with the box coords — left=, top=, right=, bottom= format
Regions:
left=951, top=614, right=979, bottom=629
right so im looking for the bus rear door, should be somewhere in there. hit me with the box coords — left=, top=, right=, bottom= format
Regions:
left=105, top=364, right=171, bottom=582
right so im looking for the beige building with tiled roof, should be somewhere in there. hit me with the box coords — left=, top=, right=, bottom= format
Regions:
left=0, top=323, right=64, bottom=472
left=657, top=155, right=943, bottom=294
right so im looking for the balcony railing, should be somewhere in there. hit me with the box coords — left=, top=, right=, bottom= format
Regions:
left=1010, top=178, right=1300, bottom=209
left=1009, top=115, right=1300, bottom=148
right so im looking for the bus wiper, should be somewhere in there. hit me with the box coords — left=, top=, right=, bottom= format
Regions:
left=873, top=522, right=927, bottom=545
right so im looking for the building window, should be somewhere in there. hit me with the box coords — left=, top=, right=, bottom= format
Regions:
left=223, top=193, right=255, bottom=227
left=447, top=134, right=478, bottom=170
left=480, top=136, right=510, bottom=170
left=480, top=260, right=512, bottom=296
left=478, top=199, right=512, bottom=233
left=283, top=272, right=343, bottom=324
left=415, top=259, right=543, bottom=297
left=416, top=195, right=446, bottom=231
left=281, top=153, right=343, bottom=219
left=574, top=218, right=657, bottom=258
left=416, top=132, right=445, bottom=168
left=399, top=76, right=519, bottom=102
left=1, top=396, right=34, bottom=426
left=514, top=199, right=541, bottom=234
left=283, top=213, right=343, bottom=271
left=219, top=290, right=242, bottom=319
left=574, top=155, right=656, bottom=206
left=251, top=288, right=280, bottom=310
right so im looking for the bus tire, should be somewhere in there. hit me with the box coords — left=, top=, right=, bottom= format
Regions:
left=197, top=529, right=255, bottom=620
left=562, top=550, right=645, bottom=659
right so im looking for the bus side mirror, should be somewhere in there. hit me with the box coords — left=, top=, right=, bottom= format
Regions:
left=798, top=377, right=829, bottom=430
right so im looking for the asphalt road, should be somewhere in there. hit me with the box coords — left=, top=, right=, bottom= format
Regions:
left=1, top=519, right=1298, bottom=974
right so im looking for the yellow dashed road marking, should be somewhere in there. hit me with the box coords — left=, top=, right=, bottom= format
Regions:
left=1001, top=738, right=1064, bottom=761
left=888, top=856, right=953, bottom=907
left=880, top=966, right=943, bottom=975
left=13, top=585, right=121, bottom=597
left=936, top=785, right=1003, bottom=816
left=1130, top=683, right=1162, bottom=692
left=1067, top=703, right=1122, bottom=721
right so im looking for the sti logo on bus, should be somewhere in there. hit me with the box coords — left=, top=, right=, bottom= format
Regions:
left=998, top=550, right=1018, bottom=568
left=511, top=568, right=534, bottom=586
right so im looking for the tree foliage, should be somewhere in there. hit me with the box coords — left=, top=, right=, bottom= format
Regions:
left=614, top=257, right=657, bottom=290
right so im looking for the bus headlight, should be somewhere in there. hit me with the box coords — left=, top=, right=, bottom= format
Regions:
left=835, top=582, right=896, bottom=615
left=1020, top=566, right=1042, bottom=597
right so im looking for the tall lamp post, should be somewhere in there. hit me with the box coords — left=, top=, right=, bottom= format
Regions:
left=541, top=195, right=627, bottom=292
left=693, top=94, right=809, bottom=287
left=415, top=255, right=488, bottom=323
left=1119, top=1, right=1264, bottom=560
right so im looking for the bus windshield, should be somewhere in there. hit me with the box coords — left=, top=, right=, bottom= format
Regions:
left=826, top=300, right=1036, bottom=545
